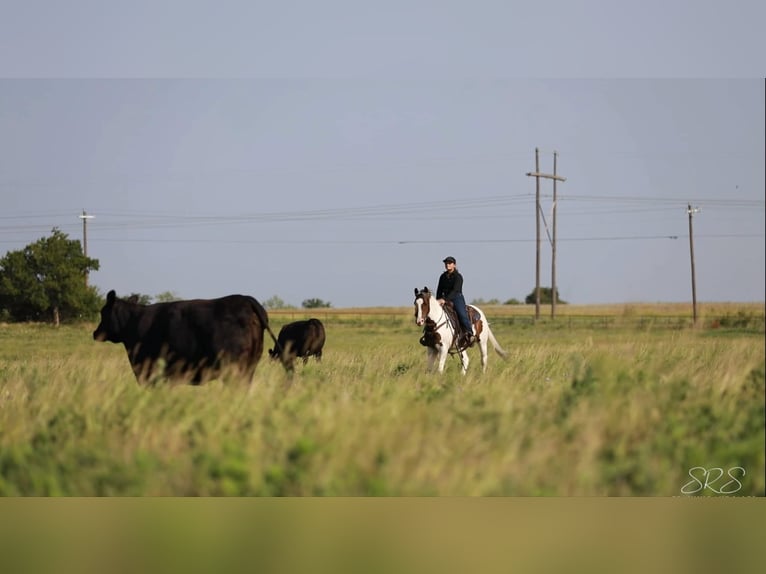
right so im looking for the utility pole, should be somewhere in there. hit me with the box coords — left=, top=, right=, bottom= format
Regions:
left=526, top=149, right=566, bottom=321
left=687, top=204, right=700, bottom=326
left=79, top=210, right=94, bottom=286
left=534, top=148, right=541, bottom=320
left=551, top=151, right=559, bottom=320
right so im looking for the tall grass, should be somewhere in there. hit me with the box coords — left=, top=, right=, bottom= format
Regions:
left=0, top=309, right=763, bottom=496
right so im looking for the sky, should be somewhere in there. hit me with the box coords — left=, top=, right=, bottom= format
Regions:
left=1, top=1, right=764, bottom=308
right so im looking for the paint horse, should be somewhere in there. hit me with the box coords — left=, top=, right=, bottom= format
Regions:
left=413, top=287, right=508, bottom=374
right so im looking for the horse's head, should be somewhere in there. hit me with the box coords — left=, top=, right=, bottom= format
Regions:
left=413, top=286, right=432, bottom=326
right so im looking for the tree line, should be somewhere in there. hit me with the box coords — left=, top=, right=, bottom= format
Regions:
left=0, top=229, right=563, bottom=325
left=472, top=287, right=567, bottom=306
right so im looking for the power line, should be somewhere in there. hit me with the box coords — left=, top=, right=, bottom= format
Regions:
left=1, top=232, right=762, bottom=247
left=0, top=191, right=762, bottom=241
left=557, top=193, right=765, bottom=207
left=0, top=191, right=761, bottom=226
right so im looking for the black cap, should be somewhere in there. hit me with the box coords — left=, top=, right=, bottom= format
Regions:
left=443, top=256, right=456, bottom=264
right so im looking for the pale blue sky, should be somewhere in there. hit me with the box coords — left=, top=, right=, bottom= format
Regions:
left=1, top=2, right=764, bottom=307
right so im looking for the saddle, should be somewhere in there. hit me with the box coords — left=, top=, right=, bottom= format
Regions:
left=421, top=301, right=482, bottom=350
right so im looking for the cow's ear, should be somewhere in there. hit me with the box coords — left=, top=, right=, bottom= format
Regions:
left=106, top=290, right=116, bottom=304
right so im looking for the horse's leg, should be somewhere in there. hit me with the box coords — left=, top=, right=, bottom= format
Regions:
left=437, top=346, right=450, bottom=374
left=479, top=332, right=489, bottom=373
left=426, top=347, right=437, bottom=372
left=459, top=349, right=470, bottom=375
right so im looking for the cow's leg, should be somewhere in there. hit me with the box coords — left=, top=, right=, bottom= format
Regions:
left=191, top=369, right=204, bottom=385
left=131, top=359, right=153, bottom=386
left=130, top=362, right=143, bottom=383
left=242, top=364, right=256, bottom=384
left=229, top=355, right=255, bottom=384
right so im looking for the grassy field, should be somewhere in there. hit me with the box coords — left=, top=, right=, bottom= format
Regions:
left=0, top=303, right=763, bottom=496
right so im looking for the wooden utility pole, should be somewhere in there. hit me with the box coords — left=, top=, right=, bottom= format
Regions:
left=534, top=148, right=541, bottom=319
left=79, top=210, right=94, bottom=286
left=551, top=151, right=558, bottom=319
left=526, top=149, right=566, bottom=321
left=687, top=204, right=700, bottom=326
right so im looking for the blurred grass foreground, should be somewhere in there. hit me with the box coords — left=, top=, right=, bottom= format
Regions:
left=0, top=498, right=764, bottom=574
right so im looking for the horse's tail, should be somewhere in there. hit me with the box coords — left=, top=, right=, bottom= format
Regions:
left=485, top=322, right=508, bottom=359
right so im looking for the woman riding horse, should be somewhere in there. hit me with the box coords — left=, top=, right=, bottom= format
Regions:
left=436, top=256, right=475, bottom=346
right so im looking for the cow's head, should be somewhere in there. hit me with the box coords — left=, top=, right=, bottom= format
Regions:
left=93, top=290, right=132, bottom=343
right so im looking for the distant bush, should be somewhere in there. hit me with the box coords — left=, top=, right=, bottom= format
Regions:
left=524, top=287, right=568, bottom=305
left=715, top=311, right=764, bottom=330
left=263, top=295, right=296, bottom=310
left=155, top=291, right=181, bottom=303
left=302, top=298, right=332, bottom=309
left=504, top=298, right=522, bottom=305
left=127, top=293, right=153, bottom=305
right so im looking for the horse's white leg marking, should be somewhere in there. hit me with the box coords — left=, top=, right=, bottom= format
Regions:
left=459, top=349, right=470, bottom=375
left=437, top=346, right=449, bottom=373
left=426, top=347, right=437, bottom=372
left=480, top=331, right=489, bottom=372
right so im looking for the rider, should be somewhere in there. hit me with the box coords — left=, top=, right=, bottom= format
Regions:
left=436, top=256, right=475, bottom=346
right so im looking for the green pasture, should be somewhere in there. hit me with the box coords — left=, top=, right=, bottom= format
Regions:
left=0, top=305, right=763, bottom=496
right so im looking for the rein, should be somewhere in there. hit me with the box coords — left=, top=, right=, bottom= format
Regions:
left=418, top=293, right=448, bottom=330
left=429, top=305, right=449, bottom=331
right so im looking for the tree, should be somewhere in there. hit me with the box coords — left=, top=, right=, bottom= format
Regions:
left=264, top=295, right=282, bottom=309
left=0, top=228, right=101, bottom=325
left=524, top=287, right=567, bottom=305
left=302, top=298, right=331, bottom=309
left=127, top=293, right=153, bottom=305
left=264, top=295, right=295, bottom=310
left=155, top=291, right=181, bottom=303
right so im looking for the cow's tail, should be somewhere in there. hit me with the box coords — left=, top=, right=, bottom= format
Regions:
left=265, top=324, right=281, bottom=353
left=249, top=297, right=282, bottom=355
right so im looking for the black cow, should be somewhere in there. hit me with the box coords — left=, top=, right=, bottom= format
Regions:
left=268, top=319, right=326, bottom=371
left=93, top=290, right=280, bottom=384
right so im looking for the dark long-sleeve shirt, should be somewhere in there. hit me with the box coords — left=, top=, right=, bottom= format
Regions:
left=436, top=270, right=464, bottom=301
